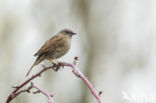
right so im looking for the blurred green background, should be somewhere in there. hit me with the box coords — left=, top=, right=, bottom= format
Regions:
left=0, top=0, right=156, bottom=103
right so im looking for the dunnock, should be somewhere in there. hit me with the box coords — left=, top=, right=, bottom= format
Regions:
left=26, top=29, right=76, bottom=76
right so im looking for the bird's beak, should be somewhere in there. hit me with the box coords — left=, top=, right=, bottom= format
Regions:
left=72, top=32, right=76, bottom=35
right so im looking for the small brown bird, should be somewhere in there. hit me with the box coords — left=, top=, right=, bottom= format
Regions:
left=26, top=29, right=76, bottom=76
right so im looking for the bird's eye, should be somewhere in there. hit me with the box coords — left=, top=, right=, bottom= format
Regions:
left=66, top=31, right=69, bottom=34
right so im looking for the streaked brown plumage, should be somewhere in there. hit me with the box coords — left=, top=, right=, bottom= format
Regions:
left=26, top=29, right=76, bottom=76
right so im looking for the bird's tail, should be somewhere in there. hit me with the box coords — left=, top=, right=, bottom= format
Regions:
left=26, top=61, right=37, bottom=77
left=26, top=54, right=45, bottom=77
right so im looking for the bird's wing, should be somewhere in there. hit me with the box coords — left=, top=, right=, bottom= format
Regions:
left=34, top=35, right=63, bottom=56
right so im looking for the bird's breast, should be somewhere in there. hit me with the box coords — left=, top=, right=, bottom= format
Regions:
left=51, top=36, right=71, bottom=59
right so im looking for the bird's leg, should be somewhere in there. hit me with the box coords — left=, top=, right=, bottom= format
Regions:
left=50, top=59, right=60, bottom=71
left=58, top=62, right=64, bottom=70
left=50, top=59, right=58, bottom=64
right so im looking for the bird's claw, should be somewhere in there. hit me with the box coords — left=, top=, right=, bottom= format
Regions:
left=57, top=62, right=64, bottom=70
left=52, top=62, right=60, bottom=71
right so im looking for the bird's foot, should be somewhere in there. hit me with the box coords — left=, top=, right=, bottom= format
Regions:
left=52, top=62, right=61, bottom=71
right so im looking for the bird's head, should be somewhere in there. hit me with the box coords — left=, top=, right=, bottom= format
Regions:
left=58, top=29, right=76, bottom=37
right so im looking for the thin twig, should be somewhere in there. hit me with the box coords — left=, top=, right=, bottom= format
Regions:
left=10, top=82, right=54, bottom=103
left=10, top=85, right=33, bottom=99
left=59, top=57, right=104, bottom=103
left=6, top=64, right=57, bottom=103
left=31, top=82, right=54, bottom=103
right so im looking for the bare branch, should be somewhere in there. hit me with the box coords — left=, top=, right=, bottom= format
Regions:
left=59, top=57, right=104, bottom=103
left=6, top=64, right=57, bottom=103
left=6, top=57, right=104, bottom=103
left=31, top=82, right=54, bottom=103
